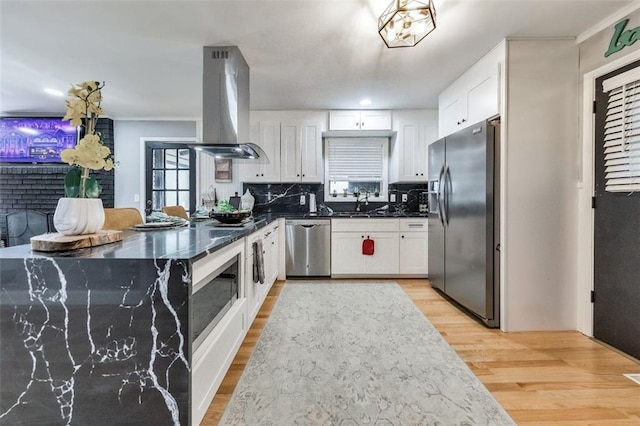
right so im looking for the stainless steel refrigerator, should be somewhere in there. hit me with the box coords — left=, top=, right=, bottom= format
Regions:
left=428, top=119, right=500, bottom=327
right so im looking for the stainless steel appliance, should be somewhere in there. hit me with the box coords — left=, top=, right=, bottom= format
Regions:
left=428, top=119, right=500, bottom=327
left=188, top=46, right=266, bottom=160
left=286, top=219, right=331, bottom=276
left=191, top=255, right=239, bottom=351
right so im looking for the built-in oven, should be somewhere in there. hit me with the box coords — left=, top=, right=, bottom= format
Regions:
left=191, top=254, right=239, bottom=351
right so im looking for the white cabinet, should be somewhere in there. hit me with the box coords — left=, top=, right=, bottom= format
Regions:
left=243, top=120, right=323, bottom=183
left=329, top=110, right=391, bottom=131
left=241, top=121, right=282, bottom=182
left=244, top=221, right=279, bottom=322
left=263, top=222, right=279, bottom=286
left=438, top=44, right=504, bottom=138
left=191, top=239, right=247, bottom=425
left=390, top=116, right=438, bottom=183
left=280, top=121, right=323, bottom=182
left=399, top=218, right=428, bottom=275
left=331, top=218, right=428, bottom=277
left=331, top=219, right=399, bottom=276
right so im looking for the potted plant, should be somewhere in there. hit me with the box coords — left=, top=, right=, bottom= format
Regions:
left=53, top=81, right=115, bottom=236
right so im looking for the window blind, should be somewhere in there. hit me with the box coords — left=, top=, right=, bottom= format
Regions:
left=327, top=139, right=385, bottom=181
left=602, top=68, right=640, bottom=192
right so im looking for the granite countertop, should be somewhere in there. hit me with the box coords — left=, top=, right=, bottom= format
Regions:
left=0, top=211, right=428, bottom=261
left=253, top=211, right=428, bottom=221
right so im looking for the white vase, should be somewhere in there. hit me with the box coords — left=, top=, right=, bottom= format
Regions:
left=53, top=198, right=105, bottom=236
left=240, top=189, right=255, bottom=211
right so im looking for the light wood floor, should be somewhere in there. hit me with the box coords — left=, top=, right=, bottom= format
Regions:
left=201, top=279, right=640, bottom=425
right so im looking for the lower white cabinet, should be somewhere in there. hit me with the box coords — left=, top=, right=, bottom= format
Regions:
left=245, top=221, right=279, bottom=323
left=191, top=239, right=247, bottom=425
left=399, top=218, right=428, bottom=275
left=331, top=219, right=400, bottom=276
left=264, top=222, right=279, bottom=285
left=331, top=218, right=428, bottom=277
left=192, top=221, right=282, bottom=424
left=192, top=298, right=246, bottom=424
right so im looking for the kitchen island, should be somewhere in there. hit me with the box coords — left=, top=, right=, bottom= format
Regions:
left=0, top=219, right=270, bottom=425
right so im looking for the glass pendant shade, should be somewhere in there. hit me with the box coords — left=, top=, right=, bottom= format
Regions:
left=378, top=0, right=437, bottom=48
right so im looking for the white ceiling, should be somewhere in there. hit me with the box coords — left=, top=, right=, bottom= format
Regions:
left=0, top=0, right=632, bottom=119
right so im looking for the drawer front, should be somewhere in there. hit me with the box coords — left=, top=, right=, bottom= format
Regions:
left=400, top=218, right=428, bottom=232
left=331, top=218, right=399, bottom=232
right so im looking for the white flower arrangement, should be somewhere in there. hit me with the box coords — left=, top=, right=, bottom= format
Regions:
left=60, top=81, right=114, bottom=198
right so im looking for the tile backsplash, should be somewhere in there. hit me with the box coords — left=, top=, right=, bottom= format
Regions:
left=243, top=182, right=428, bottom=214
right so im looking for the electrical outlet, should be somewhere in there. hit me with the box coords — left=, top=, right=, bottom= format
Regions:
left=300, top=195, right=306, bottom=205
left=402, top=193, right=408, bottom=203
left=390, top=194, right=396, bottom=203
left=134, top=193, right=140, bottom=202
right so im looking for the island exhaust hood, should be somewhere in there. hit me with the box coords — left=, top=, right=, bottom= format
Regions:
left=189, top=46, right=266, bottom=160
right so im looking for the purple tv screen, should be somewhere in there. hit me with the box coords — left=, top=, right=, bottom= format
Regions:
left=0, top=117, right=79, bottom=163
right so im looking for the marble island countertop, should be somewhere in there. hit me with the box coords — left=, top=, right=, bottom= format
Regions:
left=0, top=217, right=270, bottom=261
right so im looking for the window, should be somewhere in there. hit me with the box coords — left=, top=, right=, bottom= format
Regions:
left=324, top=137, right=389, bottom=202
left=602, top=68, right=640, bottom=192
left=145, top=142, right=196, bottom=215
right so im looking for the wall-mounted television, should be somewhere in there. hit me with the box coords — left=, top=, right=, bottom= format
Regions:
left=0, top=117, right=79, bottom=163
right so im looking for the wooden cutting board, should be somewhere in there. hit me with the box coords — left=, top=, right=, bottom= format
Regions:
left=30, top=230, right=123, bottom=252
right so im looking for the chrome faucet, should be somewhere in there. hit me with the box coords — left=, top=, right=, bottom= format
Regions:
left=354, top=191, right=369, bottom=212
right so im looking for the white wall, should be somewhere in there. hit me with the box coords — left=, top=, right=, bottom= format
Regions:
left=502, top=39, right=579, bottom=331
left=575, top=7, right=640, bottom=335
left=113, top=120, right=197, bottom=208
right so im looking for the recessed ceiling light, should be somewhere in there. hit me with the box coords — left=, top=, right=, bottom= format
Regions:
left=359, top=99, right=372, bottom=106
left=44, top=88, right=64, bottom=97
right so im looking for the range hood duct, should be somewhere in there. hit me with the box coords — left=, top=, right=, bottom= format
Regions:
left=190, top=46, right=266, bottom=160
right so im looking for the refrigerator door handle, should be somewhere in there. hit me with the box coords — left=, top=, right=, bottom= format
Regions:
left=437, top=165, right=445, bottom=227
left=442, top=163, right=451, bottom=226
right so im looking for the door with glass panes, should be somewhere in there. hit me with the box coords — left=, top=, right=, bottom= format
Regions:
left=145, top=142, right=196, bottom=216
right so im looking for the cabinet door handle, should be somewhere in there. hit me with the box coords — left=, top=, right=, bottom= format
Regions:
left=297, top=174, right=300, bottom=177
left=302, top=174, right=305, bottom=177
left=401, top=235, right=405, bottom=238
left=361, top=235, right=365, bottom=238
left=461, top=119, right=466, bottom=123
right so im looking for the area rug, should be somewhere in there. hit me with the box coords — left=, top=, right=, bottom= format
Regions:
left=220, top=281, right=515, bottom=425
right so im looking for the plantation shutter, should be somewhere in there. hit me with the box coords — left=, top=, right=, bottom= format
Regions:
left=602, top=68, right=640, bottom=192
left=327, top=138, right=385, bottom=181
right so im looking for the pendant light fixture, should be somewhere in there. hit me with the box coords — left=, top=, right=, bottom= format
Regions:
left=378, top=0, right=437, bottom=48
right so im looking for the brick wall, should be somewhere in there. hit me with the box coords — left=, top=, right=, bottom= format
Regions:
left=0, top=119, right=115, bottom=243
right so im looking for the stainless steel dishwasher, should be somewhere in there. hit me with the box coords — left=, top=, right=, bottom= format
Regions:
left=285, top=219, right=331, bottom=277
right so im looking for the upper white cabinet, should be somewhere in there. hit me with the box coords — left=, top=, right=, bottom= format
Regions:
left=389, top=111, right=438, bottom=183
left=241, top=121, right=282, bottom=182
left=280, top=121, right=323, bottom=182
left=329, top=110, right=392, bottom=131
left=241, top=112, right=326, bottom=183
left=438, top=44, right=504, bottom=138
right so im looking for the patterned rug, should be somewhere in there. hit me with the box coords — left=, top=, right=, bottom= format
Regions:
left=220, top=281, right=515, bottom=425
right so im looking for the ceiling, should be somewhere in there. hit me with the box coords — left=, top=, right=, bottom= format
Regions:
left=0, top=0, right=632, bottom=120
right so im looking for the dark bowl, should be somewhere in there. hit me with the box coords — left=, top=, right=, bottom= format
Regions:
left=209, top=210, right=251, bottom=224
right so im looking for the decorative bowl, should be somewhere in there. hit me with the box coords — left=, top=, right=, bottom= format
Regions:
left=209, top=210, right=251, bottom=224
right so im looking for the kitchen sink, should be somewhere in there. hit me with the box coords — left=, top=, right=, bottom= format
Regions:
left=330, top=212, right=372, bottom=218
